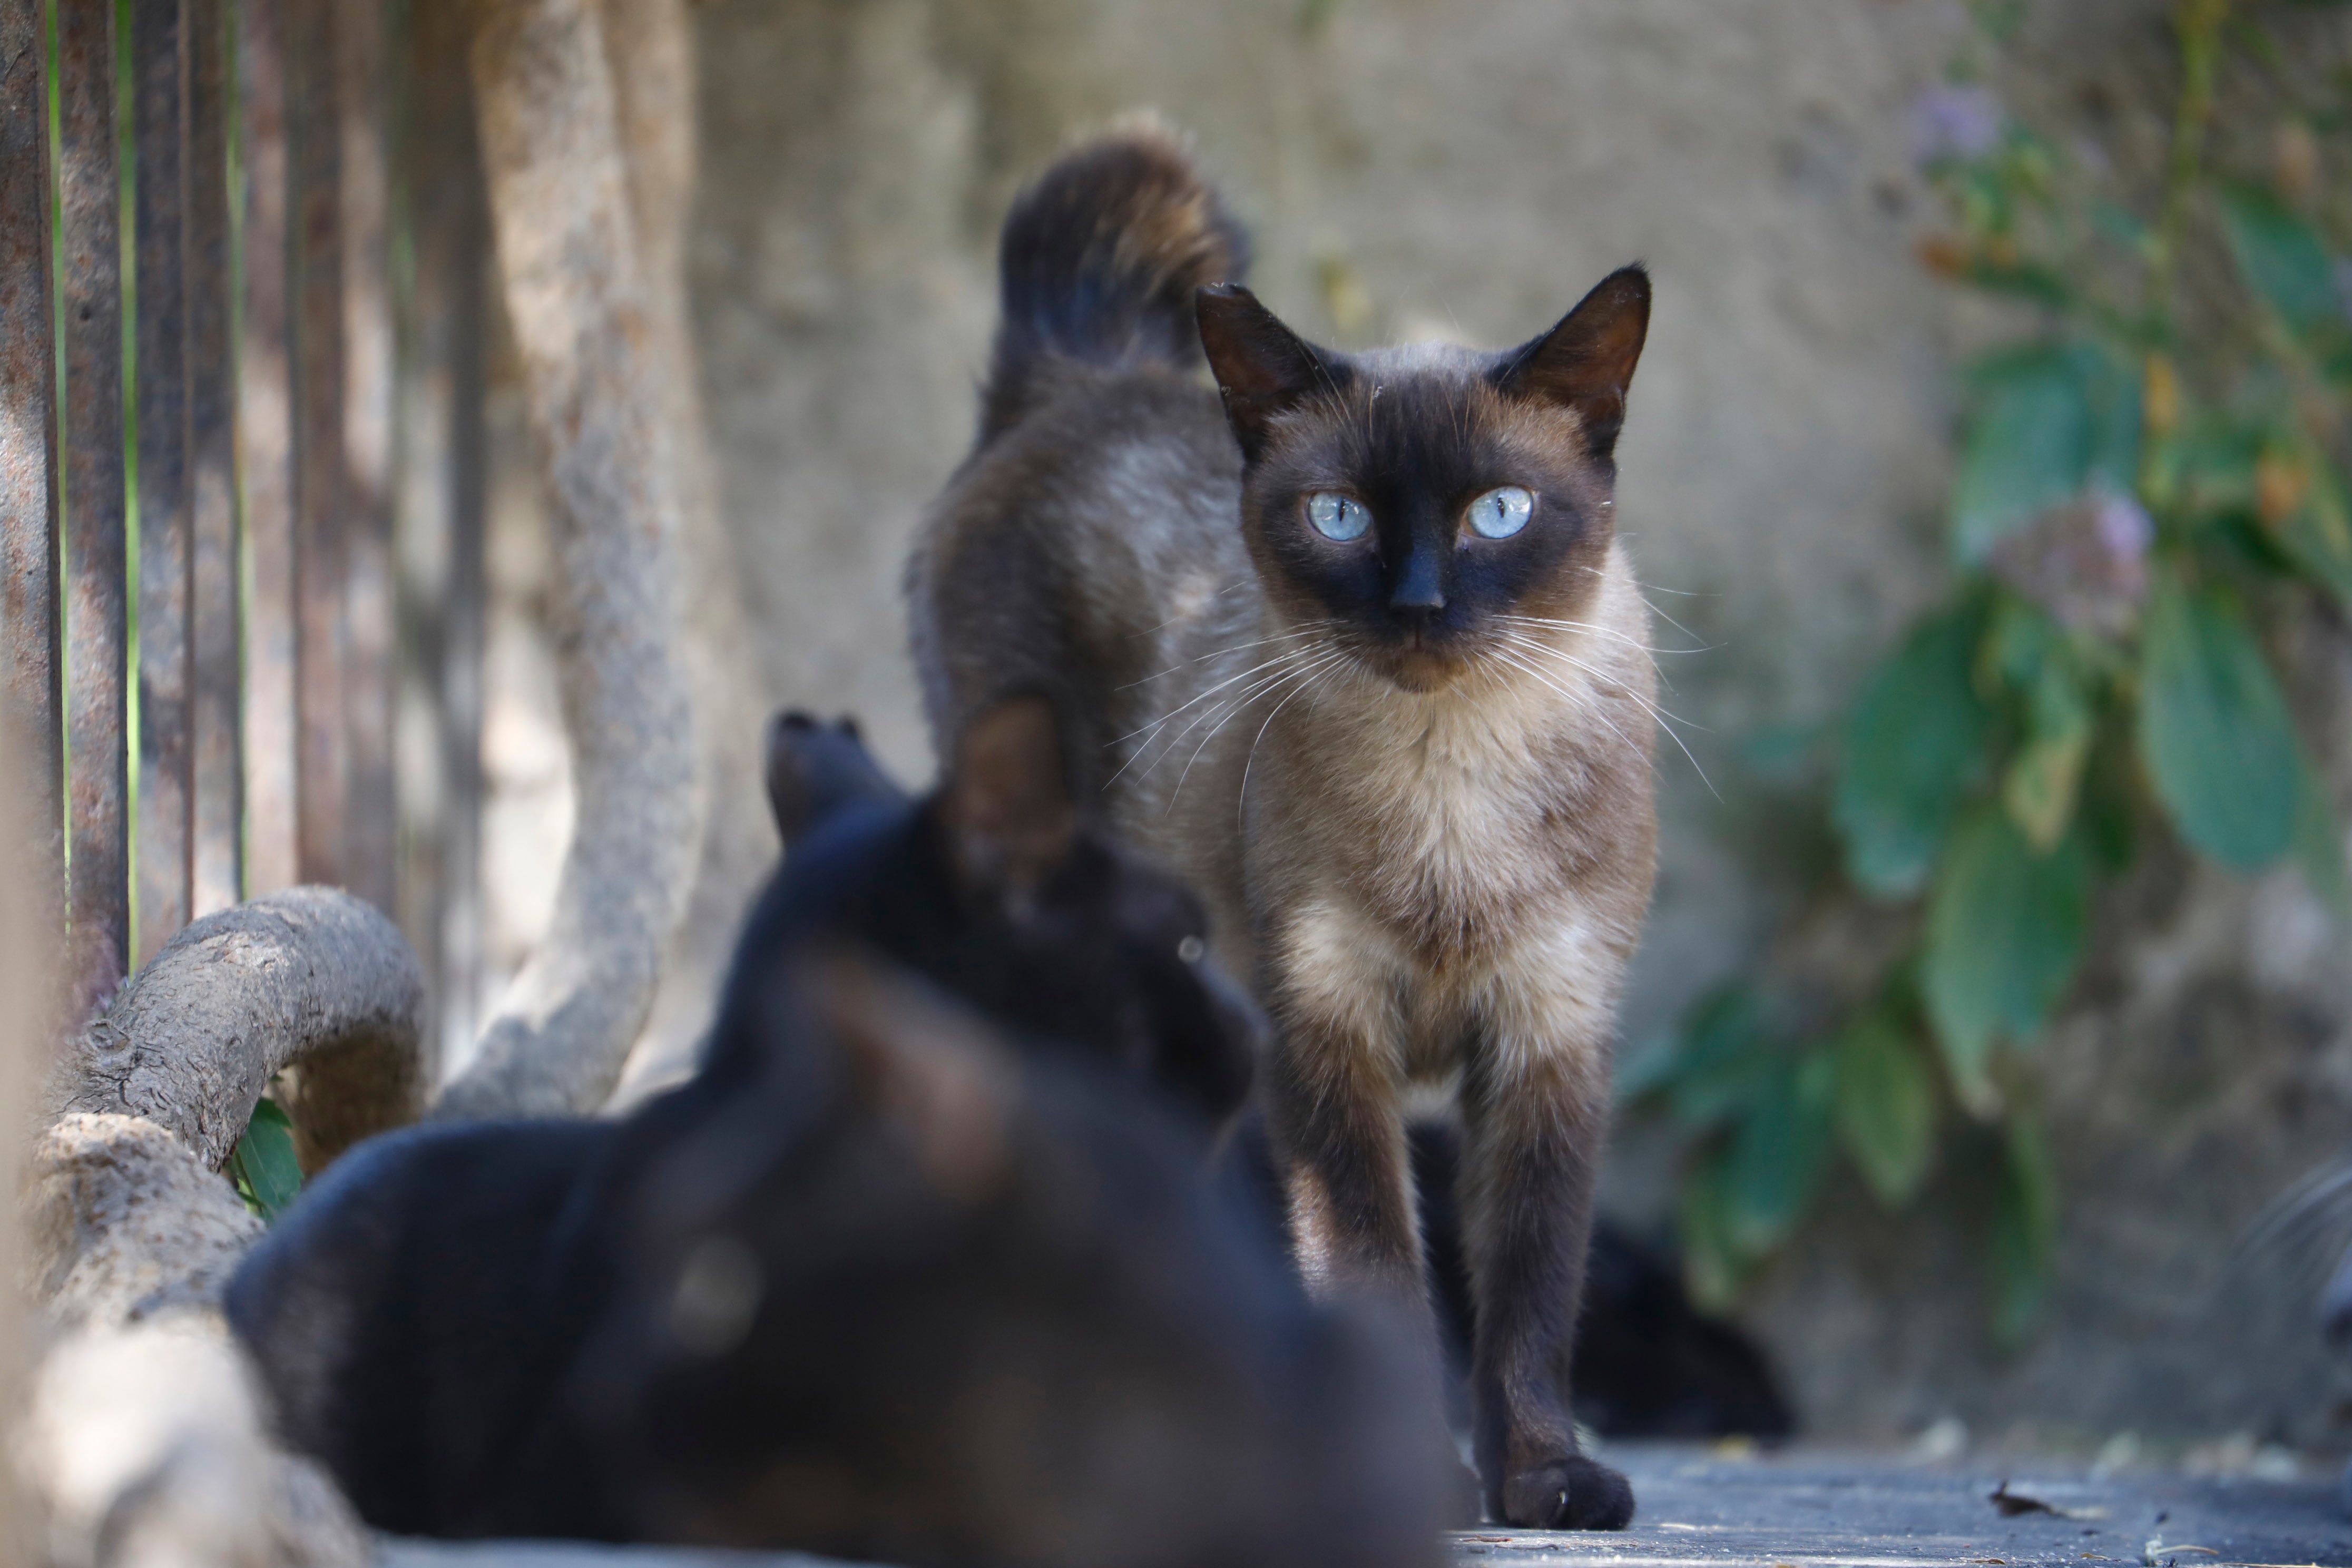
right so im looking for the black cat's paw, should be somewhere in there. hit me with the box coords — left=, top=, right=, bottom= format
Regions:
left=1498, top=1454, right=1634, bottom=1531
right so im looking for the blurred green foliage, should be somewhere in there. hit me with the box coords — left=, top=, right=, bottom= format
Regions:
left=1628, top=0, right=2352, bottom=1341
left=227, top=1095, right=302, bottom=1221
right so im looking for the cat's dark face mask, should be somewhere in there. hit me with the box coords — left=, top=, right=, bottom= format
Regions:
left=1197, top=269, right=1650, bottom=692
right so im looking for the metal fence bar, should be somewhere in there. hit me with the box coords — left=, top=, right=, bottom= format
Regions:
left=186, top=0, right=238, bottom=916
left=285, top=0, right=345, bottom=891
left=0, top=0, right=61, bottom=901
left=57, top=0, right=130, bottom=997
left=338, top=0, right=393, bottom=915
left=237, top=0, right=297, bottom=896
left=132, top=0, right=193, bottom=964
left=396, top=0, right=486, bottom=1077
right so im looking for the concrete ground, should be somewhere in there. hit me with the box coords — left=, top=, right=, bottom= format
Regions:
left=376, top=1443, right=2352, bottom=1568
left=1473, top=1445, right=2352, bottom=1568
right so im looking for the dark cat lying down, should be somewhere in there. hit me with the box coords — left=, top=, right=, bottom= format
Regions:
left=228, top=699, right=1443, bottom=1562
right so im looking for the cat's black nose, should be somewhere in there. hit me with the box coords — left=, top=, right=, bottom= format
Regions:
left=1389, top=546, right=1446, bottom=613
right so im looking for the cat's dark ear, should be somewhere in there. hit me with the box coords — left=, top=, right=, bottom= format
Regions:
left=804, top=948, right=1014, bottom=1204
left=1493, top=265, right=1651, bottom=465
left=942, top=693, right=1077, bottom=897
left=1196, top=283, right=1339, bottom=462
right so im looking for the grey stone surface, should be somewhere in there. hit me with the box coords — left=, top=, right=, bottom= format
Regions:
left=368, top=1445, right=2352, bottom=1568
left=1463, top=1445, right=2352, bottom=1568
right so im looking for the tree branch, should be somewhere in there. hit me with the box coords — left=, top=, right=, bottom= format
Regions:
left=437, top=0, right=701, bottom=1120
left=19, top=1114, right=370, bottom=1568
left=44, top=886, right=425, bottom=1174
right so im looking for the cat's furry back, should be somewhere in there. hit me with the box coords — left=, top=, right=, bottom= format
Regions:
left=909, top=126, right=1659, bottom=1531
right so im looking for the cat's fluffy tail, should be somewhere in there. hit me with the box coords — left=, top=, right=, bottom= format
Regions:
left=981, top=119, right=1249, bottom=441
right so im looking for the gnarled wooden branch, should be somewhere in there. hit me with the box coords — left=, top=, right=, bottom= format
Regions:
left=44, top=886, right=425, bottom=1173
left=19, top=1115, right=369, bottom=1568
left=436, top=0, right=701, bottom=1121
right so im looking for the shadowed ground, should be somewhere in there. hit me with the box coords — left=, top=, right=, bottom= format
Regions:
left=374, top=1444, right=2352, bottom=1568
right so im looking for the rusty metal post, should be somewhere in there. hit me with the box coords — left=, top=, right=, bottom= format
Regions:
left=285, top=0, right=346, bottom=893
left=185, top=0, right=238, bottom=916
left=0, top=0, right=61, bottom=915
left=57, top=0, right=130, bottom=1006
left=396, top=0, right=488, bottom=1077
left=338, top=0, right=394, bottom=916
left=132, top=0, right=193, bottom=963
left=238, top=0, right=297, bottom=896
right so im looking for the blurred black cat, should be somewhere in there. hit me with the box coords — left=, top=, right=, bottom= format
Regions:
left=773, top=711, right=1796, bottom=1445
left=752, top=700, right=1259, bottom=1131
left=228, top=699, right=1443, bottom=1562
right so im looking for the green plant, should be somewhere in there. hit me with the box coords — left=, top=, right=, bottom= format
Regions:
left=1628, top=0, right=2352, bottom=1340
left=227, top=1095, right=302, bottom=1221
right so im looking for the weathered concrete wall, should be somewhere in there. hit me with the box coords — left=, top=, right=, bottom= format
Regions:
left=659, top=0, right=2352, bottom=1449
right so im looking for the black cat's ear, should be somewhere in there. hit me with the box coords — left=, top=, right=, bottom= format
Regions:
left=942, top=693, right=1077, bottom=898
left=1493, top=265, right=1651, bottom=465
left=764, top=709, right=907, bottom=850
left=805, top=948, right=1014, bottom=1204
left=1196, top=283, right=1340, bottom=462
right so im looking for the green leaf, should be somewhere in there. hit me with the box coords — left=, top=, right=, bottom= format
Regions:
left=1952, top=346, right=2093, bottom=561
left=1723, top=1051, right=1836, bottom=1255
left=2293, top=749, right=2352, bottom=924
left=2216, top=182, right=2341, bottom=335
left=2076, top=728, right=2140, bottom=875
left=2074, top=342, right=2142, bottom=497
left=228, top=1098, right=303, bottom=1221
left=1835, top=605, right=1994, bottom=897
left=1678, top=1144, right=1745, bottom=1314
left=1988, top=1113, right=2058, bottom=1346
left=2137, top=581, right=2299, bottom=870
left=2273, top=455, right=2352, bottom=611
left=2002, top=657, right=2093, bottom=851
left=1664, top=986, right=1780, bottom=1130
left=1923, top=808, right=2091, bottom=1094
left=1835, top=1014, right=1938, bottom=1208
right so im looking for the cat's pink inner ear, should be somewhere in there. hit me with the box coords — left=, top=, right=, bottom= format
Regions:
left=1501, top=265, right=1652, bottom=426
left=944, top=693, right=1077, bottom=893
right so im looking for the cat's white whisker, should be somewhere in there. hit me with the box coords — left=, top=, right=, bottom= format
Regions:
left=1167, top=650, right=1348, bottom=817
left=1108, top=641, right=1330, bottom=758
left=1134, top=649, right=1336, bottom=793
left=1116, top=622, right=1339, bottom=692
left=1501, top=632, right=1718, bottom=798
left=1237, top=653, right=1349, bottom=825
left=1498, top=613, right=1710, bottom=658
left=1486, top=646, right=1639, bottom=763
left=1503, top=631, right=1710, bottom=734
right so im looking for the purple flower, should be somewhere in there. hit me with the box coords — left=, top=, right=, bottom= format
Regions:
left=2092, top=491, right=2153, bottom=565
left=1910, top=84, right=2004, bottom=168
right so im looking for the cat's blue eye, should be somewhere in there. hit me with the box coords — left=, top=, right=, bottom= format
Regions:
left=1466, top=486, right=1534, bottom=540
left=1305, top=492, right=1371, bottom=542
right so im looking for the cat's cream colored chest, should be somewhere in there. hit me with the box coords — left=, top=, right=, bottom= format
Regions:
left=1283, top=681, right=1598, bottom=958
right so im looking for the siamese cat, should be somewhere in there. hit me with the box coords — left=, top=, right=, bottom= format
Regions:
left=910, top=127, right=1658, bottom=1530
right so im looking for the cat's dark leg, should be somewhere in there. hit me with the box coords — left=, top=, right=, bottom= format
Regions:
left=1458, top=1045, right=1633, bottom=1531
left=1262, top=1013, right=1429, bottom=1317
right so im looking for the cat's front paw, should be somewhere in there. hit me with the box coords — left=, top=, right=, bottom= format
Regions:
left=1498, top=1454, right=1634, bottom=1531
